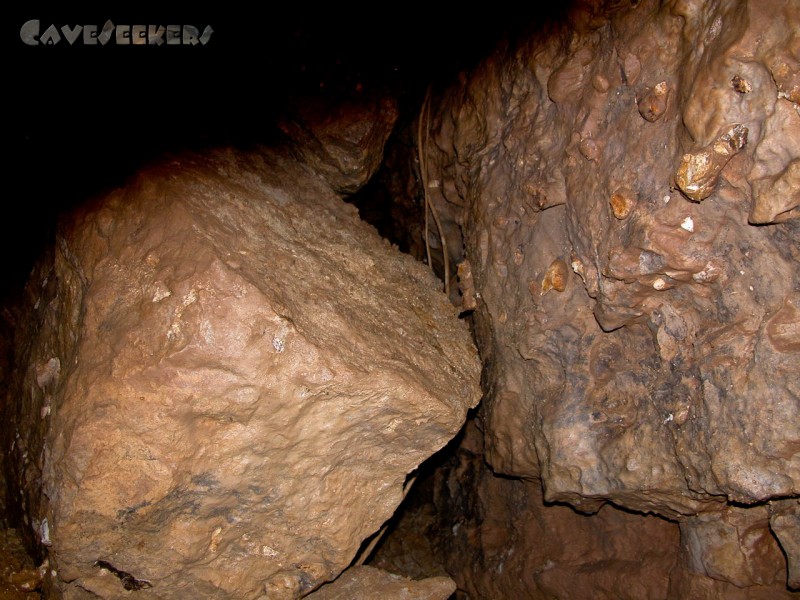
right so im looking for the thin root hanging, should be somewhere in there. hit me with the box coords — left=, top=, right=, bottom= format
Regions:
left=417, top=86, right=450, bottom=297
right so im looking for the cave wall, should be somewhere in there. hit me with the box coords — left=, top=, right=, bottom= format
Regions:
left=385, top=0, right=799, bottom=596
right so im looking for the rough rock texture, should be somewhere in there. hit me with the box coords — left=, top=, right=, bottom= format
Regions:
left=378, top=0, right=799, bottom=597
left=0, top=529, right=42, bottom=598
left=771, top=499, right=800, bottom=590
left=373, top=422, right=683, bottom=599
left=2, top=101, right=481, bottom=599
left=278, top=95, right=401, bottom=195
left=306, top=565, right=455, bottom=600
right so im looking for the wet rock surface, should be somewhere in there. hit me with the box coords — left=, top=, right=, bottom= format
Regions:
left=373, top=0, right=799, bottom=597
left=2, top=104, right=481, bottom=598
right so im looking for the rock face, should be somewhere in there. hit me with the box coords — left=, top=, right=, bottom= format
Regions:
left=2, top=101, right=481, bottom=599
left=278, top=95, right=401, bottom=195
left=376, top=0, right=799, bottom=596
left=306, top=565, right=455, bottom=600
left=0, top=529, right=43, bottom=598
left=372, top=422, right=684, bottom=600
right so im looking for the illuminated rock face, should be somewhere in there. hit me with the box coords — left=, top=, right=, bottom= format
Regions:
left=376, top=0, right=799, bottom=596
left=3, top=104, right=480, bottom=599
left=305, top=565, right=456, bottom=600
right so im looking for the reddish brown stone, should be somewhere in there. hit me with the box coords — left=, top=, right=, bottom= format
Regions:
left=3, top=135, right=480, bottom=598
left=375, top=0, right=799, bottom=597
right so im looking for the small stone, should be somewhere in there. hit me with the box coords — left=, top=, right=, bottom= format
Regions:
left=571, top=256, right=585, bottom=277
left=579, top=138, right=600, bottom=161
left=514, top=245, right=525, bottom=266
left=675, top=124, right=748, bottom=201
left=541, top=259, right=569, bottom=295
left=610, top=188, right=637, bottom=219
left=692, top=260, right=722, bottom=283
left=593, top=74, right=611, bottom=93
left=731, top=75, right=752, bottom=93
left=637, top=81, right=669, bottom=122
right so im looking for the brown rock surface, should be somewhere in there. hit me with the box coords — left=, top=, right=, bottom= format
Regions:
left=771, top=499, right=800, bottom=590
left=374, top=421, right=799, bottom=599
left=378, top=0, right=799, bottom=596
left=680, top=506, right=787, bottom=588
left=373, top=422, right=682, bottom=600
left=0, top=529, right=43, bottom=598
left=432, top=0, right=799, bottom=514
left=2, top=117, right=481, bottom=598
left=306, top=565, right=455, bottom=600
left=278, top=95, right=400, bottom=195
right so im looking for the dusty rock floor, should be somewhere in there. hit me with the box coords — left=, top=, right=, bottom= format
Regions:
left=0, top=529, right=42, bottom=599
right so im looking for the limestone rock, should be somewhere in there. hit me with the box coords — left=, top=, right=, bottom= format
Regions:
left=771, top=499, right=800, bottom=591
left=278, top=94, right=399, bottom=195
left=675, top=123, right=748, bottom=201
left=372, top=422, right=682, bottom=600
left=2, top=141, right=480, bottom=599
left=375, top=421, right=800, bottom=600
left=681, top=507, right=786, bottom=588
left=434, top=0, right=799, bottom=516
left=305, top=565, right=455, bottom=600
left=387, top=0, right=800, bottom=596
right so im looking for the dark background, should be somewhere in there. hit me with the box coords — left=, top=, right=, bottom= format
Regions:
left=4, top=5, right=556, bottom=298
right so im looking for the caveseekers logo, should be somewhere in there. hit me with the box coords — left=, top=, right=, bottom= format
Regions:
left=20, top=19, right=213, bottom=46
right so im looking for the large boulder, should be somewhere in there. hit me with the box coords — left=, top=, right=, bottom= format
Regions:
left=3, top=117, right=481, bottom=597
